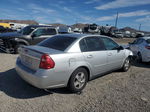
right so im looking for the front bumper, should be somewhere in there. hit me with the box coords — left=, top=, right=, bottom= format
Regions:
left=142, top=54, right=150, bottom=62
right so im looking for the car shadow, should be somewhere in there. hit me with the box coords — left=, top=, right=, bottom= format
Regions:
left=131, top=60, right=150, bottom=68
left=0, top=68, right=73, bottom=99
left=0, top=61, right=149, bottom=99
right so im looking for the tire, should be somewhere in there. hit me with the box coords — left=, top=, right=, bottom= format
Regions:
left=14, top=43, right=24, bottom=54
left=68, top=68, right=88, bottom=93
left=137, top=52, right=142, bottom=63
left=121, top=57, right=131, bottom=72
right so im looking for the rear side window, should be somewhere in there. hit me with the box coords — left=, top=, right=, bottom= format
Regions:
left=38, top=36, right=77, bottom=51
left=146, top=39, right=150, bottom=44
left=79, top=37, right=105, bottom=52
left=33, top=29, right=45, bottom=37
left=45, top=28, right=57, bottom=35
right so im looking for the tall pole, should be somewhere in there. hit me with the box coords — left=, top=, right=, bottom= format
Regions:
left=75, top=19, right=78, bottom=27
left=115, top=12, right=119, bottom=28
left=139, top=24, right=141, bottom=31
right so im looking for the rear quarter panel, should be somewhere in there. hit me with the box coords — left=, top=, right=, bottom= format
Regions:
left=50, top=52, right=92, bottom=86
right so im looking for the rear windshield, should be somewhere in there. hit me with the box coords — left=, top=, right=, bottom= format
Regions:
left=38, top=35, right=77, bottom=51
left=146, top=39, right=150, bottom=44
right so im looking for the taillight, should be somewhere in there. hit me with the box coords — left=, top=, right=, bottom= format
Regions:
left=39, top=54, right=55, bottom=69
left=145, top=46, right=150, bottom=50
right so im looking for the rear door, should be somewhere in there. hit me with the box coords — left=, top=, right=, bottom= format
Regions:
left=101, top=37, right=125, bottom=70
left=79, top=36, right=107, bottom=76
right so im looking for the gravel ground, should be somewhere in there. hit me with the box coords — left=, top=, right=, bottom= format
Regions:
left=0, top=46, right=150, bottom=112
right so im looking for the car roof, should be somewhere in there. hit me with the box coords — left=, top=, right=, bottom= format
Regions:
left=56, top=33, right=109, bottom=39
left=27, top=25, right=55, bottom=28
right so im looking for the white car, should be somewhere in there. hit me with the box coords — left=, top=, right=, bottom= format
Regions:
left=129, top=37, right=150, bottom=62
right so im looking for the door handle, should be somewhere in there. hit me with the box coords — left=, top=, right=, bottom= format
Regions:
left=108, top=53, right=112, bottom=56
left=87, top=55, right=93, bottom=58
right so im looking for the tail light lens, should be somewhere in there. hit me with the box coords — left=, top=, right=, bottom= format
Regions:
left=145, top=46, right=150, bottom=50
left=39, top=54, right=55, bottom=69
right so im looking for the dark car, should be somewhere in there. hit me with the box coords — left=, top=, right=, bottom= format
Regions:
left=0, top=25, right=15, bottom=33
left=0, top=25, right=58, bottom=53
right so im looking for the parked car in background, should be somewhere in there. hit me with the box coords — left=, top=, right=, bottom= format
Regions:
left=129, top=37, right=150, bottom=62
left=83, top=24, right=100, bottom=34
left=135, top=32, right=145, bottom=38
left=0, top=25, right=58, bottom=53
left=9, top=22, right=28, bottom=31
left=0, top=23, right=11, bottom=28
left=0, top=25, right=15, bottom=33
left=114, top=32, right=124, bottom=38
left=58, top=26, right=72, bottom=34
left=16, top=34, right=133, bottom=93
left=73, top=28, right=82, bottom=34
left=124, top=31, right=131, bottom=38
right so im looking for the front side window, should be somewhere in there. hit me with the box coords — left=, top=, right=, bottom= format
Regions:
left=79, top=37, right=105, bottom=52
left=46, top=28, right=57, bottom=35
left=101, top=37, right=119, bottom=50
left=19, top=26, right=35, bottom=35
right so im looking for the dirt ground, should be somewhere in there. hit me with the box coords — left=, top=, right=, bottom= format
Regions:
left=113, top=37, right=136, bottom=44
left=0, top=38, right=150, bottom=112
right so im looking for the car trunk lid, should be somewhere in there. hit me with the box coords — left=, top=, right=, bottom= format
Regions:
left=19, top=45, right=63, bottom=71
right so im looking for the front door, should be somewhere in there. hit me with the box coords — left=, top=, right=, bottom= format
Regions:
left=101, top=37, right=124, bottom=70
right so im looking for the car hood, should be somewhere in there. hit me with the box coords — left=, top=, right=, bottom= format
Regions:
left=0, top=32, right=23, bottom=39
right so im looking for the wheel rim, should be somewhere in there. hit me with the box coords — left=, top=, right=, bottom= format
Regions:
left=74, top=72, right=86, bottom=89
left=124, top=59, right=130, bottom=70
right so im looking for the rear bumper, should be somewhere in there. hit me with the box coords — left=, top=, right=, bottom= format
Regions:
left=15, top=58, right=66, bottom=89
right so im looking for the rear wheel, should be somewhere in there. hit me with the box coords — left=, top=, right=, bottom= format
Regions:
left=121, top=57, right=131, bottom=72
left=68, top=68, right=88, bottom=93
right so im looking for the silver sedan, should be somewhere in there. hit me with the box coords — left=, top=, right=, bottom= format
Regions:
left=16, top=34, right=133, bottom=92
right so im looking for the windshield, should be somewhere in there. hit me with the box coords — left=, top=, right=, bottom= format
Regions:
left=19, top=26, right=35, bottom=35
left=38, top=35, right=77, bottom=51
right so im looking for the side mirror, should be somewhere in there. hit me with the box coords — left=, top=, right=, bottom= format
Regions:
left=31, top=33, right=36, bottom=38
left=117, top=46, right=124, bottom=50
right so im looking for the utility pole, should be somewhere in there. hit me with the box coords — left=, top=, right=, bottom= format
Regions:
left=115, top=12, right=119, bottom=28
left=75, top=19, right=78, bottom=27
left=139, top=24, right=141, bottom=31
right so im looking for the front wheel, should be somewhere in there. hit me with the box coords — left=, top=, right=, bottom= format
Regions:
left=121, top=57, right=131, bottom=72
left=68, top=68, right=88, bottom=93
left=14, top=43, right=24, bottom=54
left=137, top=52, right=142, bottom=63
